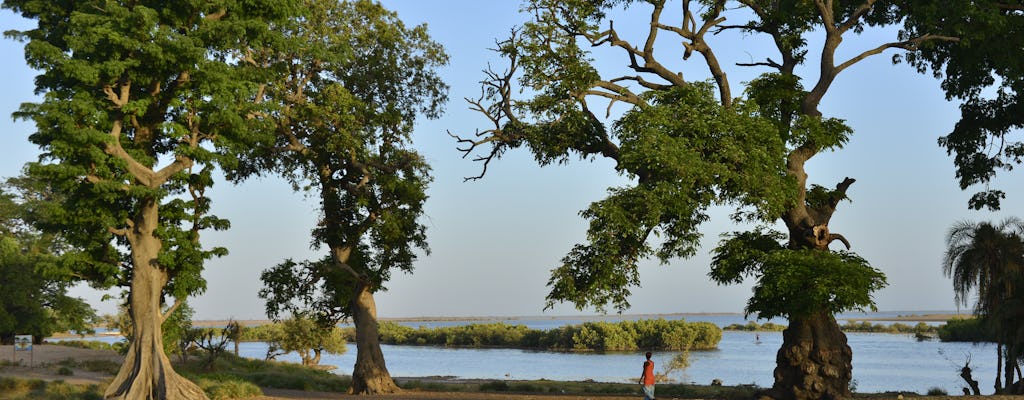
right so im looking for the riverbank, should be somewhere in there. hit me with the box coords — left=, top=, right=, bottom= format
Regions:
left=1, top=344, right=980, bottom=400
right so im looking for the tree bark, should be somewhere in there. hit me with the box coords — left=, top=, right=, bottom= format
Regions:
left=348, top=284, right=400, bottom=395
left=1005, top=344, right=1017, bottom=393
left=761, top=310, right=852, bottom=400
left=997, top=342, right=1004, bottom=393
left=105, top=200, right=208, bottom=400
left=961, top=363, right=982, bottom=395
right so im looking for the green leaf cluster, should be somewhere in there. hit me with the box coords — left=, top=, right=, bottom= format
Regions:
left=900, top=1, right=1024, bottom=210
left=710, top=229, right=887, bottom=320
left=0, top=179, right=97, bottom=343
left=2, top=0, right=299, bottom=308
left=239, top=0, right=447, bottom=298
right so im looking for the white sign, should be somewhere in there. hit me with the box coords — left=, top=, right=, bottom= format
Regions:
left=14, top=335, right=31, bottom=351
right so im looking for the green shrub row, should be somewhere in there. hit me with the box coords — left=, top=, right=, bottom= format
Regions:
left=723, top=320, right=939, bottom=334
left=377, top=319, right=722, bottom=351
left=936, top=317, right=995, bottom=342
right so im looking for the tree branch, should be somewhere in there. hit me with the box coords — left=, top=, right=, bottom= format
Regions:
left=161, top=297, right=184, bottom=324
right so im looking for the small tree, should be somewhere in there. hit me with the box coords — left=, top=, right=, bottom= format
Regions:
left=269, top=314, right=347, bottom=367
left=0, top=177, right=96, bottom=344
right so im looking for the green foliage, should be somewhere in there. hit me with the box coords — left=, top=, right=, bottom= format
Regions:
left=937, top=317, right=996, bottom=342
left=176, top=352, right=350, bottom=393
left=239, top=0, right=448, bottom=292
left=195, top=377, right=263, bottom=400
left=901, top=2, right=1024, bottom=210
left=723, top=321, right=788, bottom=332
left=927, top=387, right=948, bottom=396
left=0, top=179, right=97, bottom=343
left=258, top=256, right=355, bottom=326
left=711, top=229, right=887, bottom=320
left=260, top=314, right=347, bottom=366
left=544, top=83, right=798, bottom=313
left=376, top=319, right=720, bottom=352
left=0, top=377, right=103, bottom=400
left=162, top=302, right=195, bottom=361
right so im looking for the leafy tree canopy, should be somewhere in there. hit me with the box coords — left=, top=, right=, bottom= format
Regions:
left=0, top=177, right=97, bottom=343
left=710, top=228, right=887, bottom=320
left=900, top=1, right=1024, bottom=210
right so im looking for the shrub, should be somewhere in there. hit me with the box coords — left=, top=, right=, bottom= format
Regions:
left=927, top=387, right=948, bottom=396
left=197, top=378, right=263, bottom=400
left=937, top=317, right=994, bottom=342
left=479, top=381, right=510, bottom=392
left=56, top=366, right=74, bottom=376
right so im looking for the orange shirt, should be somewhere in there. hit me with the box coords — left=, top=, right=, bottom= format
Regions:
left=642, top=360, right=655, bottom=385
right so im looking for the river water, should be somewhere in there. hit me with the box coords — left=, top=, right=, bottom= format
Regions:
left=251, top=312, right=998, bottom=395
left=65, top=312, right=1002, bottom=395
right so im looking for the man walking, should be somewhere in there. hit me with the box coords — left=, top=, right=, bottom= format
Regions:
left=639, top=351, right=655, bottom=400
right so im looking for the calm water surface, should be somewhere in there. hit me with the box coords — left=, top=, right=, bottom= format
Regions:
left=248, top=313, right=998, bottom=395
left=61, top=312, right=998, bottom=395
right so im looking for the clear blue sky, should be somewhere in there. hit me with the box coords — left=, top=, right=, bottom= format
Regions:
left=2, top=1, right=1020, bottom=320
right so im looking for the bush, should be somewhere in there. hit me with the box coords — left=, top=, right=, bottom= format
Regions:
left=479, top=381, right=510, bottom=392
left=927, top=387, right=948, bottom=396
left=197, top=378, right=263, bottom=400
left=56, top=366, right=74, bottom=376
left=937, top=317, right=994, bottom=342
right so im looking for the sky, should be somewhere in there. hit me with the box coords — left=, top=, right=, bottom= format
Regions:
left=1, top=1, right=1021, bottom=321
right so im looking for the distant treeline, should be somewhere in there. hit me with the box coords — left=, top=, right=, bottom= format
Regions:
left=376, top=319, right=722, bottom=351
left=724, top=320, right=939, bottom=334
left=239, top=319, right=721, bottom=352
left=935, top=318, right=994, bottom=342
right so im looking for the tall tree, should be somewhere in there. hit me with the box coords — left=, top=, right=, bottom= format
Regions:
left=2, top=1, right=296, bottom=398
left=453, top=1, right=949, bottom=399
left=236, top=0, right=448, bottom=394
left=943, top=218, right=1024, bottom=393
left=0, top=177, right=97, bottom=344
left=900, top=1, right=1024, bottom=211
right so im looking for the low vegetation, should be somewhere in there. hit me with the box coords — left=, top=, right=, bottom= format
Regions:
left=241, top=318, right=722, bottom=351
left=174, top=351, right=350, bottom=393
left=723, top=321, right=939, bottom=335
left=375, top=319, right=721, bottom=351
left=936, top=317, right=995, bottom=342
left=401, top=378, right=760, bottom=399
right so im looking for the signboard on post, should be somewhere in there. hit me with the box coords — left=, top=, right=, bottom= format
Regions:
left=14, top=335, right=31, bottom=351
left=12, top=335, right=32, bottom=367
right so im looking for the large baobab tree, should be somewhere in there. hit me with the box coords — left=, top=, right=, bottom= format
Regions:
left=3, top=1, right=295, bottom=398
left=453, top=1, right=960, bottom=399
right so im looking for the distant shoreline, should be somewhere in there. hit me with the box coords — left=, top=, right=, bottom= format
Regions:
left=185, top=311, right=972, bottom=327
left=187, top=312, right=744, bottom=327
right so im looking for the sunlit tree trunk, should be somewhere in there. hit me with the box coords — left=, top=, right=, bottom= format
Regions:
left=764, top=310, right=852, bottom=400
left=105, top=200, right=207, bottom=400
left=348, top=283, right=399, bottom=394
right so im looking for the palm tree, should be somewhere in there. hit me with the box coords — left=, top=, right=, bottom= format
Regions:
left=943, top=217, right=1024, bottom=393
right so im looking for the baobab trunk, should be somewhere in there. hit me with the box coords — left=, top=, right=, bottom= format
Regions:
left=763, top=310, right=852, bottom=400
left=105, top=200, right=208, bottom=400
left=348, top=284, right=400, bottom=395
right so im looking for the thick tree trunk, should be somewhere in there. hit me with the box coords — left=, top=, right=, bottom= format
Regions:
left=1005, top=344, right=1017, bottom=393
left=761, top=310, right=851, bottom=400
left=348, top=284, right=400, bottom=395
left=105, top=201, right=207, bottom=400
left=997, top=343, right=1004, bottom=393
